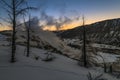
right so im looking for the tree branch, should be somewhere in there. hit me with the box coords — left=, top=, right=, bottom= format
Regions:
left=16, top=7, right=37, bottom=16
left=0, top=17, right=11, bottom=24
left=16, top=0, right=26, bottom=8
left=0, top=0, right=12, bottom=9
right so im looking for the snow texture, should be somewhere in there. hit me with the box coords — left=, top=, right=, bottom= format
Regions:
left=0, top=45, right=118, bottom=80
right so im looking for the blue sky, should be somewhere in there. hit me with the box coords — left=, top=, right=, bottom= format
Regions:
left=25, top=0, right=120, bottom=24
left=0, top=0, right=120, bottom=30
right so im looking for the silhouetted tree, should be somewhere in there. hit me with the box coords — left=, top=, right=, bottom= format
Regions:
left=0, top=0, right=36, bottom=62
left=23, top=2, right=37, bottom=57
left=82, top=16, right=87, bottom=67
left=26, top=15, right=30, bottom=57
left=23, top=14, right=31, bottom=57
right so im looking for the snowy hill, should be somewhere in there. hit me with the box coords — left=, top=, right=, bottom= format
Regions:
left=0, top=44, right=118, bottom=80
left=21, top=29, right=80, bottom=59
left=0, top=28, right=80, bottom=60
left=0, top=18, right=120, bottom=80
left=56, top=18, right=120, bottom=46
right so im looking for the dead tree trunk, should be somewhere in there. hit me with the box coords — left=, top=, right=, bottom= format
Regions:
left=0, top=0, right=37, bottom=62
left=26, top=15, right=30, bottom=57
left=11, top=0, right=16, bottom=63
left=82, top=16, right=87, bottom=67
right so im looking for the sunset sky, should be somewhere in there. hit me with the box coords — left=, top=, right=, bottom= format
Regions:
left=0, top=0, right=120, bottom=31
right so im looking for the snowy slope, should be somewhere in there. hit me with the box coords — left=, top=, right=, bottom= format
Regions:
left=0, top=44, right=118, bottom=80
left=57, top=18, right=120, bottom=46
left=96, top=52, right=120, bottom=63
left=0, top=34, right=6, bottom=40
left=15, top=28, right=80, bottom=59
left=0, top=28, right=120, bottom=80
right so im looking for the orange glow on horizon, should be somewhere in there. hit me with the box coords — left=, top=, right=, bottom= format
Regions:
left=0, top=26, right=12, bottom=31
left=42, top=19, right=98, bottom=31
left=59, top=22, right=81, bottom=30
left=43, top=21, right=82, bottom=31
left=1, top=17, right=119, bottom=31
left=43, top=26, right=57, bottom=31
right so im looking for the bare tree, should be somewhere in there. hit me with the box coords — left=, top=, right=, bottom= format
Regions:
left=0, top=0, right=36, bottom=62
left=78, top=16, right=100, bottom=67
left=23, top=14, right=31, bottom=57
left=26, top=14, right=30, bottom=57
left=82, top=15, right=87, bottom=67
left=23, top=2, right=37, bottom=57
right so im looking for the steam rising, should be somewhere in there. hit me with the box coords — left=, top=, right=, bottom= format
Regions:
left=39, top=11, right=80, bottom=30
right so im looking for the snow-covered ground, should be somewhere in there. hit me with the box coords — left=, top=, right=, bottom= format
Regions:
left=64, top=39, right=120, bottom=50
left=16, top=29, right=80, bottom=59
left=0, top=31, right=120, bottom=80
left=92, top=43, right=120, bottom=50
left=96, top=52, right=120, bottom=63
left=0, top=45, right=118, bottom=80
left=0, top=34, right=6, bottom=41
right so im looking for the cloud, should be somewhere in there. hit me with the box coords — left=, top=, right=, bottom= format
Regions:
left=39, top=11, right=80, bottom=30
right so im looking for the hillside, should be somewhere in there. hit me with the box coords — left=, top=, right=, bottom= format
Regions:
left=0, top=28, right=80, bottom=60
left=56, top=18, right=120, bottom=46
left=0, top=18, right=120, bottom=80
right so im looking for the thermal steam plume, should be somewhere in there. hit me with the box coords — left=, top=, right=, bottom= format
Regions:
left=39, top=11, right=80, bottom=31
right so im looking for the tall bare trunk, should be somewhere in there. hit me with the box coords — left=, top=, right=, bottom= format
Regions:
left=26, top=15, right=30, bottom=57
left=82, top=16, right=87, bottom=67
left=11, top=0, right=16, bottom=63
